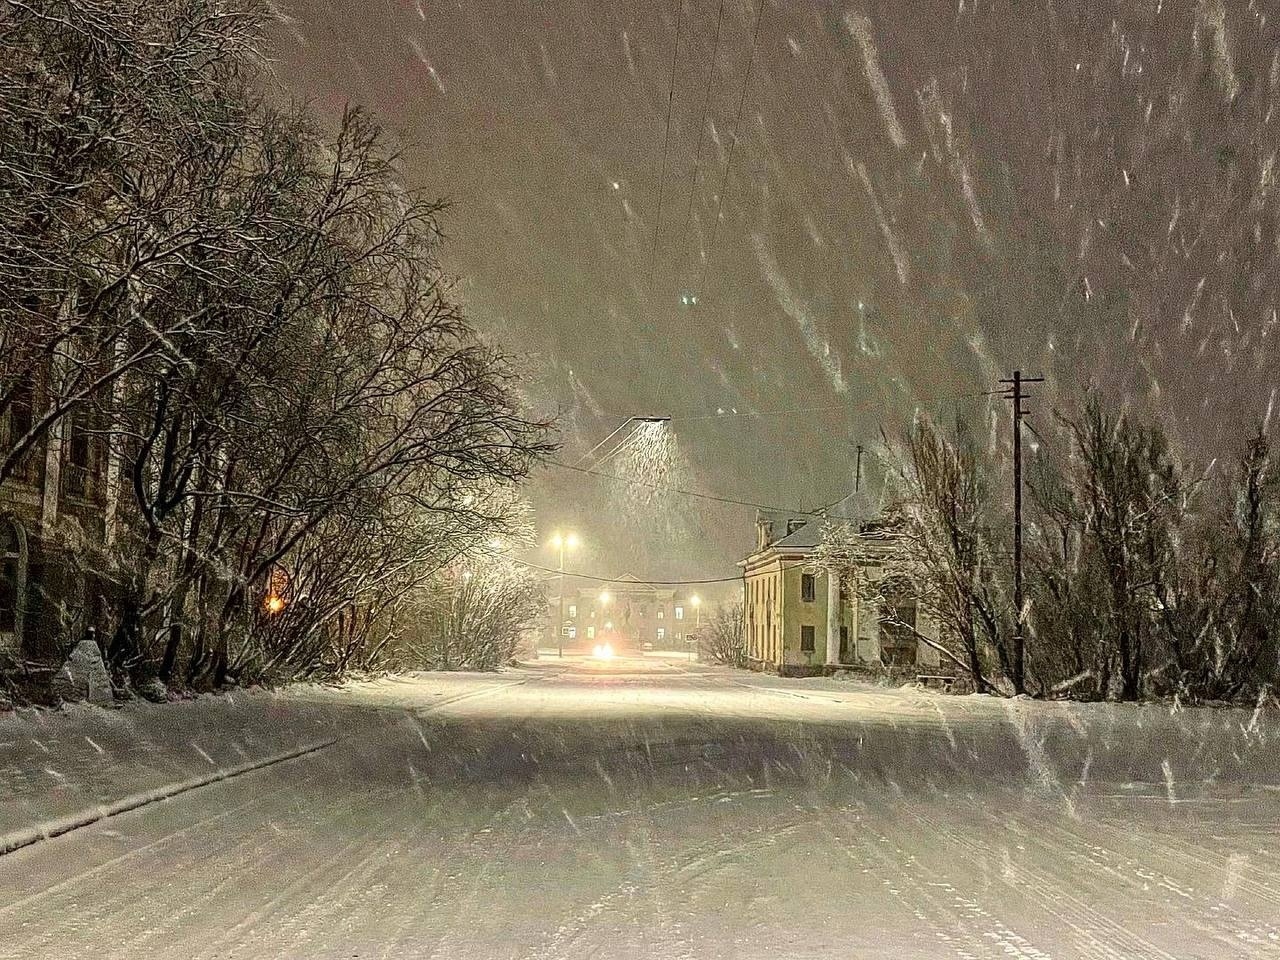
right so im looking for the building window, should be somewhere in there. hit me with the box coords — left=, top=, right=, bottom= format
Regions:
left=567, top=604, right=576, bottom=618
left=657, top=627, right=665, bottom=641
left=800, top=625, right=815, bottom=652
left=674, top=606, right=684, bottom=620
left=6, top=377, right=40, bottom=485
left=840, top=625, right=850, bottom=661
left=879, top=598, right=918, bottom=665
left=560, top=625, right=571, bottom=637
left=0, top=520, right=24, bottom=636
left=801, top=573, right=816, bottom=602
left=567, top=626, right=577, bottom=639
left=656, top=608, right=664, bottom=619
left=587, top=626, right=596, bottom=639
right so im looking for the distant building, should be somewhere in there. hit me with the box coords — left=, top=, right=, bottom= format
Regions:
left=0, top=366, right=114, bottom=666
left=546, top=573, right=708, bottom=653
left=739, top=505, right=942, bottom=676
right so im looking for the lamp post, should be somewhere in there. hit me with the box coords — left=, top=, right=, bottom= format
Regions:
left=690, top=594, right=701, bottom=661
left=551, top=531, right=578, bottom=657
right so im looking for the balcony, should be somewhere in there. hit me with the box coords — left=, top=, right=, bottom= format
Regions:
left=61, top=462, right=96, bottom=502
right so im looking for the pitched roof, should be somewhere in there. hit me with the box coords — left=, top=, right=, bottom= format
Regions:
left=770, top=518, right=823, bottom=550
left=756, top=491, right=870, bottom=552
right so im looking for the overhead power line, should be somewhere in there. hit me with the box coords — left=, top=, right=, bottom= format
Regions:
left=661, top=390, right=998, bottom=422
left=545, top=456, right=865, bottom=521
left=693, top=0, right=766, bottom=300
left=674, top=0, right=727, bottom=291
left=647, top=0, right=685, bottom=293
left=513, top=557, right=748, bottom=586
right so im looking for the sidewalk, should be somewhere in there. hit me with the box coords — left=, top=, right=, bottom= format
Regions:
left=0, top=687, right=363, bottom=847
left=0, top=670, right=540, bottom=852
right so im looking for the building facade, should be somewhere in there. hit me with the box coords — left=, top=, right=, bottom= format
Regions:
left=740, top=508, right=942, bottom=676
left=546, top=574, right=706, bottom=653
left=0, top=366, right=113, bottom=666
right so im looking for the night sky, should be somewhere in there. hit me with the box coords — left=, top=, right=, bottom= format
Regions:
left=269, top=0, right=1280, bottom=581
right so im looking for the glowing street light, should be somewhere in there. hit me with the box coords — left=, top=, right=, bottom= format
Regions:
left=263, top=594, right=286, bottom=615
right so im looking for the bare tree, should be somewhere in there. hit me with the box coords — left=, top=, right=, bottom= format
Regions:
left=699, top=602, right=745, bottom=666
left=1, top=1, right=557, bottom=691
left=854, top=417, right=1012, bottom=693
left=406, top=557, right=545, bottom=672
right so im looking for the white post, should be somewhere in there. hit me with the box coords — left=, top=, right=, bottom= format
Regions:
left=825, top=570, right=841, bottom=667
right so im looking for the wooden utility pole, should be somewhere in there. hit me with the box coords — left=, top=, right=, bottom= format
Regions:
left=1000, top=370, right=1043, bottom=695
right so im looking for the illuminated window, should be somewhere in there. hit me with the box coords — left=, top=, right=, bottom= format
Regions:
left=567, top=604, right=576, bottom=618
left=657, top=627, right=665, bottom=641
left=657, top=608, right=664, bottom=619
left=800, top=625, right=815, bottom=652
left=674, top=606, right=684, bottom=620
left=587, top=626, right=596, bottom=639
left=567, top=626, right=577, bottom=639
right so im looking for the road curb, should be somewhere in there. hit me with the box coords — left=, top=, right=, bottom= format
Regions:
left=0, top=736, right=338, bottom=859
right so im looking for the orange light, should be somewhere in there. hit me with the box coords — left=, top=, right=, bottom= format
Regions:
left=264, top=594, right=286, bottom=615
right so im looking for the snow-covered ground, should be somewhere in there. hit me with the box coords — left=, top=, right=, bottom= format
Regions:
left=1, top=657, right=1278, bottom=958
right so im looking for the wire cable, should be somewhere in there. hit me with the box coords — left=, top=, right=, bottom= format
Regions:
left=572, top=417, right=637, bottom=468
left=674, top=0, right=726, bottom=292
left=546, top=456, right=841, bottom=518
left=512, top=557, right=748, bottom=585
left=607, top=390, right=999, bottom=423
left=647, top=0, right=685, bottom=292
left=692, top=0, right=765, bottom=300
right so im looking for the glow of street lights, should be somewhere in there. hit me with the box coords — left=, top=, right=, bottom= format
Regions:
left=598, top=590, right=611, bottom=605
left=550, top=530, right=580, bottom=551
left=690, top=594, right=701, bottom=607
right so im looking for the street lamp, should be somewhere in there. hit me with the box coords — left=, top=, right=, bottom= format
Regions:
left=575, top=416, right=673, bottom=470
left=551, top=530, right=579, bottom=658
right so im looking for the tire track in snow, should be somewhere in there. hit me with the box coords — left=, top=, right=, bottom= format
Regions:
left=816, top=804, right=1051, bottom=960
left=526, top=799, right=805, bottom=960
left=912, top=806, right=1180, bottom=960
left=1001, top=803, right=1280, bottom=953
left=0, top=760, right=345, bottom=957
left=189, top=781, right=412, bottom=960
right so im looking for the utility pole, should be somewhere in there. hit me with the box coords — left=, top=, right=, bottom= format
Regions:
left=854, top=443, right=864, bottom=493
left=1000, top=370, right=1043, bottom=695
left=556, top=538, right=566, bottom=659
left=549, top=531, right=578, bottom=658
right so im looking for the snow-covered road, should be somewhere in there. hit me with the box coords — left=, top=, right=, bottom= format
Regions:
left=2, top=657, right=1279, bottom=959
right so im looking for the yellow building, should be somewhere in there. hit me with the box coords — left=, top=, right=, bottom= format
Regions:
left=739, top=508, right=942, bottom=676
